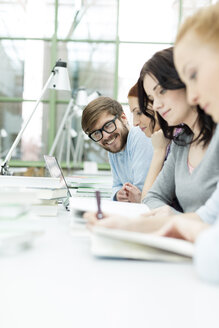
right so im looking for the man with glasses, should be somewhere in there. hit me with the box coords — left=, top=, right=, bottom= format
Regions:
left=81, top=96, right=153, bottom=202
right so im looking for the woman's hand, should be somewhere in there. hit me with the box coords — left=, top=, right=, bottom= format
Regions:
left=83, top=205, right=175, bottom=233
left=156, top=215, right=209, bottom=242
left=83, top=211, right=139, bottom=231
left=142, top=205, right=175, bottom=218
left=151, top=129, right=170, bottom=152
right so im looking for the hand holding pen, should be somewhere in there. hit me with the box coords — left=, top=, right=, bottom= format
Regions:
left=95, top=190, right=103, bottom=220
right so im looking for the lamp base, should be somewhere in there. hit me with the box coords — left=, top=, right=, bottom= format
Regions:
left=0, top=162, right=12, bottom=176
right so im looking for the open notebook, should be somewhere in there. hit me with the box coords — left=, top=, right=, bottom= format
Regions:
left=91, top=227, right=194, bottom=262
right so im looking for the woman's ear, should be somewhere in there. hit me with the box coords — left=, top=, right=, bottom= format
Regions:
left=120, top=112, right=128, bottom=124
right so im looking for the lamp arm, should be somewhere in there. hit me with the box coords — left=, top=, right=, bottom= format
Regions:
left=49, top=98, right=74, bottom=156
left=1, top=71, right=55, bottom=171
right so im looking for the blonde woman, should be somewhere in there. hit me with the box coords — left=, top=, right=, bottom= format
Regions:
left=157, top=2, right=219, bottom=284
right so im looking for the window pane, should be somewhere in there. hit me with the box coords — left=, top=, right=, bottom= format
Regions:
left=0, top=40, right=24, bottom=98
left=0, top=102, right=22, bottom=159
left=58, top=0, right=117, bottom=40
left=118, top=43, right=172, bottom=103
left=0, top=101, right=49, bottom=161
left=0, top=0, right=55, bottom=38
left=119, top=0, right=178, bottom=43
left=0, top=40, right=54, bottom=99
left=57, top=42, right=116, bottom=100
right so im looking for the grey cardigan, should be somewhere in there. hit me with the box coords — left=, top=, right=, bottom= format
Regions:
left=142, top=125, right=219, bottom=213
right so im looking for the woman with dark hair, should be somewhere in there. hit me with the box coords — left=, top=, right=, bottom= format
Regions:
left=138, top=47, right=214, bottom=145
left=139, top=47, right=218, bottom=214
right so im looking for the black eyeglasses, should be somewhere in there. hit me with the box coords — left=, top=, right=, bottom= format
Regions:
left=89, top=115, right=118, bottom=142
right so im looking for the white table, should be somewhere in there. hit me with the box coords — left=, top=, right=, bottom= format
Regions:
left=0, top=207, right=219, bottom=328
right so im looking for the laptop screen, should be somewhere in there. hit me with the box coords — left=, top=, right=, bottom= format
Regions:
left=44, top=155, right=71, bottom=210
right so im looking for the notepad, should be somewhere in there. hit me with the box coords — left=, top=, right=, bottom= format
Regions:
left=69, top=197, right=150, bottom=223
left=91, top=227, right=194, bottom=262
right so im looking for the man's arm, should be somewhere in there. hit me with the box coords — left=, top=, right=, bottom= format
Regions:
left=109, top=128, right=153, bottom=202
left=109, top=154, right=129, bottom=201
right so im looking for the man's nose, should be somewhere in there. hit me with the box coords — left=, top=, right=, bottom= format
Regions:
left=101, top=130, right=110, bottom=140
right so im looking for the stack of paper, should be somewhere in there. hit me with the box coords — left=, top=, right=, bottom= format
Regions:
left=0, top=176, right=65, bottom=217
left=0, top=176, right=67, bottom=200
left=66, top=174, right=112, bottom=198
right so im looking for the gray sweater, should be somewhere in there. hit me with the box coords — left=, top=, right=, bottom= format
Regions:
left=142, top=125, right=219, bottom=213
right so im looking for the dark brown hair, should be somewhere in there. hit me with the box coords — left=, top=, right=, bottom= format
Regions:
left=138, top=47, right=216, bottom=146
left=81, top=96, right=124, bottom=134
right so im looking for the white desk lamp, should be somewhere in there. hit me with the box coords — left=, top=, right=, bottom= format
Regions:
left=49, top=88, right=101, bottom=167
left=48, top=87, right=88, bottom=167
left=0, top=59, right=71, bottom=175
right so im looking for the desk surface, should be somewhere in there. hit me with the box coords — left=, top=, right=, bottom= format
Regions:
left=0, top=207, right=219, bottom=328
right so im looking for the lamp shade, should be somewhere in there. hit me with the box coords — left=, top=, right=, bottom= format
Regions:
left=75, top=87, right=88, bottom=106
left=49, top=61, right=71, bottom=91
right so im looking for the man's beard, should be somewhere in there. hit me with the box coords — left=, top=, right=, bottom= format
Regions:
left=101, top=122, right=129, bottom=153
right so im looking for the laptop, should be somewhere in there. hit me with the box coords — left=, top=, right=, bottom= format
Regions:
left=44, top=155, right=72, bottom=211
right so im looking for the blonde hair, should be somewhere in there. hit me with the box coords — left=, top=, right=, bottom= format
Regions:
left=176, top=2, right=219, bottom=47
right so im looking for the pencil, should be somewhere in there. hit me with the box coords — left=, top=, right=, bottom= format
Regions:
left=95, top=190, right=103, bottom=220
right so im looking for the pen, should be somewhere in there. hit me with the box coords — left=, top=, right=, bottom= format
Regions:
left=95, top=190, right=103, bottom=220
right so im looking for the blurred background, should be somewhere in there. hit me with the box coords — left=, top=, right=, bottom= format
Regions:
left=0, top=0, right=216, bottom=169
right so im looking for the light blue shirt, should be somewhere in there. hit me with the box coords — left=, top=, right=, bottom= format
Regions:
left=193, top=181, right=219, bottom=284
left=196, top=181, right=219, bottom=224
left=108, top=126, right=153, bottom=200
left=195, top=217, right=219, bottom=284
